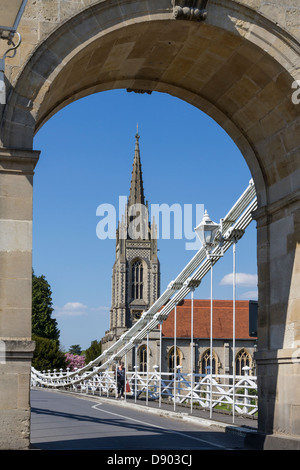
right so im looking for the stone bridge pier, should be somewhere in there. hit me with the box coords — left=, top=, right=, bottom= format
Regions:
left=0, top=0, right=299, bottom=449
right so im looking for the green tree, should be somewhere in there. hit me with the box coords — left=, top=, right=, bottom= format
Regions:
left=32, top=336, right=67, bottom=371
left=32, top=270, right=60, bottom=342
left=69, top=344, right=82, bottom=355
left=85, top=340, right=102, bottom=364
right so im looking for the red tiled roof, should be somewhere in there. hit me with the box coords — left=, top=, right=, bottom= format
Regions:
left=161, top=299, right=255, bottom=340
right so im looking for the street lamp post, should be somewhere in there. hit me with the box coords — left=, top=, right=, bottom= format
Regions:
left=0, top=0, right=28, bottom=104
left=195, top=210, right=221, bottom=419
left=194, top=210, right=220, bottom=251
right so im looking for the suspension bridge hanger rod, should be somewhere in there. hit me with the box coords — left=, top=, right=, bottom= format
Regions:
left=31, top=179, right=257, bottom=387
left=95, top=179, right=256, bottom=364
left=98, top=191, right=257, bottom=370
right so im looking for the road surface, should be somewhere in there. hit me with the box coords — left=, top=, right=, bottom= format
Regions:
left=30, top=389, right=249, bottom=452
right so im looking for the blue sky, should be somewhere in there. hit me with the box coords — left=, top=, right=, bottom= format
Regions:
left=33, top=89, right=257, bottom=351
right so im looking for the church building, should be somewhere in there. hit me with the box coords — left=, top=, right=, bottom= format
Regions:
left=101, top=133, right=257, bottom=376
left=101, top=131, right=160, bottom=352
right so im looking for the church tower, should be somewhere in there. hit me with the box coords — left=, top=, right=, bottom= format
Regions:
left=101, top=131, right=160, bottom=351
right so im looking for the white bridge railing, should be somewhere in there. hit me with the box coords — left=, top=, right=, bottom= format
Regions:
left=31, top=366, right=258, bottom=418
left=31, top=180, right=258, bottom=423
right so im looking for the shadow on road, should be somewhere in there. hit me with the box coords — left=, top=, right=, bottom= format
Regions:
left=30, top=390, right=254, bottom=451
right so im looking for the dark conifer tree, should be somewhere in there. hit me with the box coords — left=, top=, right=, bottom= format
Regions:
left=32, top=270, right=60, bottom=342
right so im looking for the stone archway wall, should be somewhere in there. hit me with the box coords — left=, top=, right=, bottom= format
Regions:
left=0, top=0, right=299, bottom=449
left=1, top=0, right=300, bottom=204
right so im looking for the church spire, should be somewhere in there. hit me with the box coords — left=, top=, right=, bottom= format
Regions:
left=128, top=129, right=145, bottom=207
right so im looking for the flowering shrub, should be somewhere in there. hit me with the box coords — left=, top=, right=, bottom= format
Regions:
left=65, top=353, right=85, bottom=371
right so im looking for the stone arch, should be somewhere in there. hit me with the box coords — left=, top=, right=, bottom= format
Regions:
left=1, top=0, right=300, bottom=449
left=1, top=0, right=299, bottom=207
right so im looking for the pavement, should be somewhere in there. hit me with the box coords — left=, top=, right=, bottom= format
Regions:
left=30, top=389, right=253, bottom=451
left=81, top=390, right=258, bottom=436
left=30, top=387, right=259, bottom=452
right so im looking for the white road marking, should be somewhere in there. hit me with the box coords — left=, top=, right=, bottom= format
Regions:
left=92, top=403, right=230, bottom=449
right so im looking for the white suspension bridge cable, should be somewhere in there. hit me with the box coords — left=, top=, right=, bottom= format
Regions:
left=31, top=179, right=257, bottom=388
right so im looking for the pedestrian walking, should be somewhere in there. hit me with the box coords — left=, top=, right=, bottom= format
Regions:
left=117, top=362, right=125, bottom=399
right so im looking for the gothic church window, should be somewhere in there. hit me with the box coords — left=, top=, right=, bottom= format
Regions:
left=200, top=349, right=217, bottom=375
left=168, top=346, right=182, bottom=375
left=139, top=345, right=147, bottom=372
left=131, top=260, right=143, bottom=299
left=236, top=349, right=252, bottom=375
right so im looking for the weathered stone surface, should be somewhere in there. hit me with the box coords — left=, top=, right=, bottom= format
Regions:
left=0, top=150, right=39, bottom=448
left=0, top=0, right=299, bottom=450
left=0, top=340, right=35, bottom=449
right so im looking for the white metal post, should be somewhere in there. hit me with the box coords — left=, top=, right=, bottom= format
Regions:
left=210, top=258, right=213, bottom=419
left=115, top=361, right=118, bottom=399
left=232, top=241, right=236, bottom=424
left=146, top=332, right=149, bottom=405
left=135, top=346, right=137, bottom=403
left=190, top=288, right=194, bottom=414
left=174, top=304, right=177, bottom=412
left=125, top=351, right=127, bottom=403
left=159, top=321, right=162, bottom=409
